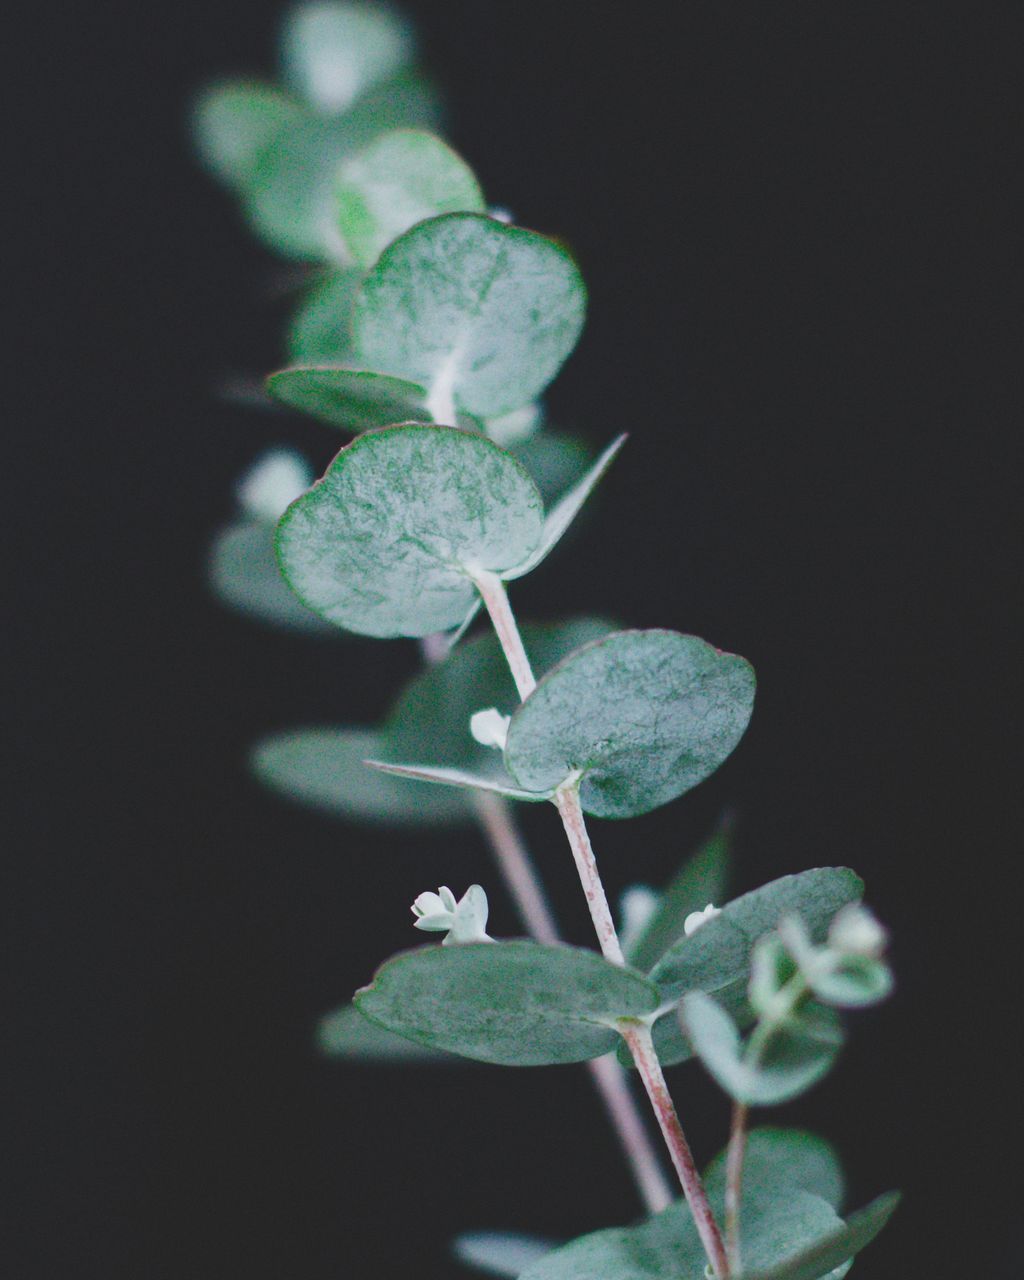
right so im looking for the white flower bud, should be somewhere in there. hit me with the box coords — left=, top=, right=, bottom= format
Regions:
left=618, top=885, right=660, bottom=955
left=236, top=449, right=313, bottom=523
left=683, top=903, right=722, bottom=937
left=470, top=707, right=511, bottom=750
left=828, top=904, right=888, bottom=959
left=411, top=884, right=493, bottom=945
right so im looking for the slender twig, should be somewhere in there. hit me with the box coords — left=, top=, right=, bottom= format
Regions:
left=724, top=1100, right=749, bottom=1272
left=417, top=639, right=672, bottom=1213
left=471, top=593, right=731, bottom=1276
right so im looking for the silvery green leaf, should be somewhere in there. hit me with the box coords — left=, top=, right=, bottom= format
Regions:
left=742, top=1192, right=900, bottom=1280
left=336, top=129, right=485, bottom=268
left=208, top=522, right=336, bottom=632
left=703, top=1127, right=844, bottom=1211
left=193, top=82, right=303, bottom=188
left=352, top=213, right=586, bottom=418
left=681, top=992, right=844, bottom=1105
left=503, top=629, right=756, bottom=818
left=624, top=816, right=733, bottom=972
left=287, top=268, right=362, bottom=364
left=508, top=431, right=592, bottom=507
left=366, top=759, right=551, bottom=802
left=281, top=2, right=415, bottom=113
left=252, top=728, right=469, bottom=825
left=318, top=1002, right=458, bottom=1062
left=805, top=953, right=894, bottom=1009
left=355, top=941, right=659, bottom=1066
left=276, top=424, right=544, bottom=636
left=648, top=868, right=865, bottom=1005
left=266, top=367, right=433, bottom=429
left=244, top=75, right=440, bottom=260
left=503, top=435, right=626, bottom=579
left=454, top=1232, right=557, bottom=1278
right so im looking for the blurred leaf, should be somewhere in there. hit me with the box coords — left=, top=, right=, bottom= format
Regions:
left=287, top=268, right=362, bottom=363
left=743, top=1192, right=899, bottom=1280
left=193, top=82, right=303, bottom=187
left=252, top=727, right=468, bottom=825
left=704, top=1127, right=844, bottom=1211
left=281, top=2, right=415, bottom=113
left=508, top=431, right=591, bottom=507
left=454, top=1232, right=557, bottom=1278
left=209, top=521, right=336, bottom=632
left=318, top=1002, right=459, bottom=1061
left=355, top=941, right=659, bottom=1066
left=805, top=953, right=894, bottom=1009
left=336, top=129, right=485, bottom=268
left=352, top=213, right=586, bottom=418
left=366, top=759, right=550, bottom=801
left=625, top=817, right=733, bottom=972
left=267, top=366, right=433, bottom=429
left=681, top=992, right=844, bottom=1105
left=504, top=629, right=755, bottom=819
left=276, top=424, right=544, bottom=636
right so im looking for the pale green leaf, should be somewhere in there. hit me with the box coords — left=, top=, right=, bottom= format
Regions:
left=504, top=435, right=625, bottom=579
left=352, top=213, right=586, bottom=418
left=624, top=817, right=733, bottom=972
left=454, top=1232, right=557, bottom=1278
left=252, top=728, right=468, bottom=825
left=355, top=941, right=659, bottom=1066
left=744, top=1193, right=900, bottom=1280
left=318, top=1002, right=458, bottom=1062
left=266, top=367, right=433, bottom=429
left=806, top=954, right=894, bottom=1009
left=504, top=629, right=756, bottom=819
left=509, top=432, right=592, bottom=507
left=336, top=129, right=485, bottom=268
left=244, top=74, right=439, bottom=260
left=648, top=868, right=865, bottom=1004
left=193, top=82, right=303, bottom=187
left=208, top=521, right=336, bottom=632
left=366, top=759, right=551, bottom=802
left=704, top=1127, right=844, bottom=1211
left=287, top=269, right=362, bottom=364
left=281, top=2, right=415, bottom=113
left=276, top=424, right=544, bottom=636
left=681, top=992, right=844, bottom=1105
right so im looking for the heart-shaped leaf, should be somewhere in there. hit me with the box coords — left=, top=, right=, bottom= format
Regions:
left=277, top=424, right=544, bottom=635
left=503, top=629, right=755, bottom=818
left=209, top=521, right=337, bottom=632
left=317, top=1002, right=459, bottom=1063
left=193, top=82, right=303, bottom=188
left=704, top=1127, right=844, bottom=1211
left=281, top=2, right=415, bottom=113
left=648, top=868, right=864, bottom=1004
left=336, top=129, right=485, bottom=268
left=351, top=213, right=586, bottom=418
left=355, top=941, right=659, bottom=1066
left=681, top=991, right=844, bottom=1105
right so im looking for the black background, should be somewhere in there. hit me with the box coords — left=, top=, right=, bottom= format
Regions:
left=10, top=2, right=1019, bottom=1276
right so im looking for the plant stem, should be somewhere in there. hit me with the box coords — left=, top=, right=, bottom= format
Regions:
left=469, top=591, right=731, bottom=1275
left=724, top=1100, right=748, bottom=1272
left=417, top=636, right=672, bottom=1214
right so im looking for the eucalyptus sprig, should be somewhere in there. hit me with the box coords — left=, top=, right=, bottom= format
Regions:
left=195, top=5, right=900, bottom=1276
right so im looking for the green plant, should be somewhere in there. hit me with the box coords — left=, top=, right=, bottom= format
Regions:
left=195, top=5, right=899, bottom=1275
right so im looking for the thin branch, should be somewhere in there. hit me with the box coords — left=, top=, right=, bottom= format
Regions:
left=724, top=1100, right=749, bottom=1272
left=469, top=569, right=536, bottom=698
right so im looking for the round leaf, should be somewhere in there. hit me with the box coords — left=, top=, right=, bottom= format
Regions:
left=352, top=213, right=586, bottom=417
left=281, top=2, right=414, bottom=113
left=504, top=629, right=756, bottom=818
left=704, top=1127, right=844, bottom=1211
left=287, top=268, right=361, bottom=363
left=276, top=425, right=544, bottom=636
left=355, top=940, right=659, bottom=1066
left=252, top=728, right=468, bottom=825
left=193, top=82, right=303, bottom=188
left=336, top=129, right=485, bottom=268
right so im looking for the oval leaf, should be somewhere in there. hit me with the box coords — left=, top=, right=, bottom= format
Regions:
left=352, top=213, right=586, bottom=418
left=193, top=82, right=303, bottom=188
left=743, top=1192, right=899, bottom=1280
left=267, top=367, right=432, bottom=430
left=276, top=424, right=544, bottom=636
left=336, top=129, right=485, bottom=268
left=704, top=1127, right=844, bottom=1211
left=318, top=1002, right=458, bottom=1063
left=287, top=268, right=362, bottom=364
left=503, top=629, right=755, bottom=818
left=281, top=2, right=414, bottom=113
left=355, top=941, right=659, bottom=1066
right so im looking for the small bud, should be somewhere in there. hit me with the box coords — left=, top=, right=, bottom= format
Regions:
left=236, top=449, right=313, bottom=523
left=683, top=903, right=721, bottom=937
left=828, top=904, right=888, bottom=959
left=618, top=885, right=659, bottom=955
left=488, top=206, right=514, bottom=224
left=411, top=884, right=493, bottom=946
left=470, top=707, right=511, bottom=751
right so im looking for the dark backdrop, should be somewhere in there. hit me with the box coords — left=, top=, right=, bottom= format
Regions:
left=10, top=2, right=1019, bottom=1276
